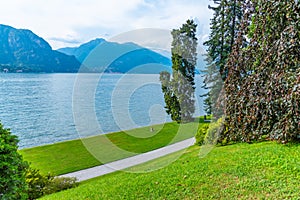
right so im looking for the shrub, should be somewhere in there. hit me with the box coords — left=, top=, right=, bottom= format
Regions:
left=0, top=123, right=78, bottom=200
left=44, top=177, right=78, bottom=195
left=196, top=117, right=225, bottom=146
left=205, top=117, right=224, bottom=145
left=25, top=167, right=78, bottom=199
left=195, top=124, right=209, bottom=145
left=25, top=168, right=51, bottom=200
left=0, top=122, right=28, bottom=200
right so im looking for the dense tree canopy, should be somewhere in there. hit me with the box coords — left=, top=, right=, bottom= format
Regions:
left=203, top=0, right=243, bottom=116
left=160, top=20, right=198, bottom=123
left=221, top=0, right=300, bottom=142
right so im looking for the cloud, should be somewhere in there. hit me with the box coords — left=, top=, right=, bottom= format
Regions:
left=0, top=0, right=212, bottom=49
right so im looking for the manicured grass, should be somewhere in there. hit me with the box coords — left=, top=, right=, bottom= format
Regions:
left=41, top=142, right=300, bottom=199
left=20, top=139, right=101, bottom=176
left=20, top=118, right=205, bottom=175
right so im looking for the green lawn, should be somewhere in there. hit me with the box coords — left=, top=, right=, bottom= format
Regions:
left=41, top=142, right=300, bottom=199
left=20, top=118, right=204, bottom=175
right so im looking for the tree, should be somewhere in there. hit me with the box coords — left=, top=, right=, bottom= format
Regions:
left=202, top=0, right=243, bottom=117
left=222, top=0, right=300, bottom=142
left=0, top=122, right=28, bottom=199
left=160, top=20, right=198, bottom=123
left=160, top=71, right=181, bottom=122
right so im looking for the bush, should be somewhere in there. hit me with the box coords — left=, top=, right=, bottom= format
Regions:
left=195, top=124, right=209, bottom=145
left=26, top=167, right=78, bottom=199
left=0, top=122, right=28, bottom=200
left=0, top=123, right=78, bottom=200
left=205, top=117, right=225, bottom=145
left=44, top=177, right=78, bottom=195
left=25, top=168, right=51, bottom=200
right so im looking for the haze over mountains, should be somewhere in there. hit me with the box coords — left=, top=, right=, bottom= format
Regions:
left=0, top=24, right=172, bottom=73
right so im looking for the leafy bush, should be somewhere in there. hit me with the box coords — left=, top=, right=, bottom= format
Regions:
left=205, top=117, right=224, bottom=145
left=26, top=167, right=78, bottom=199
left=195, top=124, right=209, bottom=145
left=196, top=117, right=225, bottom=146
left=43, top=177, right=78, bottom=195
left=25, top=168, right=51, bottom=200
left=0, top=122, right=28, bottom=200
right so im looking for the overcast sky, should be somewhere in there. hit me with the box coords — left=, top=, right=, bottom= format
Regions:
left=0, top=0, right=213, bottom=49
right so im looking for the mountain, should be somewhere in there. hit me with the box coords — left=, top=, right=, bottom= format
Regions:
left=58, top=39, right=172, bottom=74
left=58, top=38, right=105, bottom=63
left=0, top=24, right=80, bottom=73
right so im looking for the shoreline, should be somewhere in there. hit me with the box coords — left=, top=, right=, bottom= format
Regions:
left=19, top=121, right=173, bottom=150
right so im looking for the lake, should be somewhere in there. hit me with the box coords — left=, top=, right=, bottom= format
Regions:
left=0, top=73, right=206, bottom=149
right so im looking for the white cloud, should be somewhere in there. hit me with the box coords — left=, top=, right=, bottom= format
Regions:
left=0, top=0, right=212, bottom=49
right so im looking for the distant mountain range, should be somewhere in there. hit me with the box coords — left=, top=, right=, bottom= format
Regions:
left=58, top=38, right=106, bottom=63
left=0, top=24, right=80, bottom=73
left=0, top=24, right=172, bottom=73
left=58, top=39, right=172, bottom=73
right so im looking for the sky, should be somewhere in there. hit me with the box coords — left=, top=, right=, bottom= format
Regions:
left=0, top=0, right=213, bottom=49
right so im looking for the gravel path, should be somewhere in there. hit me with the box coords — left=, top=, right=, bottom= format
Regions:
left=59, top=137, right=195, bottom=181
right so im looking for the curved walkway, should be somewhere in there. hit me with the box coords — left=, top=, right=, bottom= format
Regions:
left=60, top=137, right=195, bottom=182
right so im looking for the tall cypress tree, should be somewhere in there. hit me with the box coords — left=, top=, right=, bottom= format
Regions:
left=160, top=20, right=198, bottom=123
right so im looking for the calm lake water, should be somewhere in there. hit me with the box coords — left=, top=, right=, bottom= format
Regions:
left=0, top=73, right=206, bottom=149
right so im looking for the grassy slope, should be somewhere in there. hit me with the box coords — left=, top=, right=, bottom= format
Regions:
left=41, top=142, right=300, bottom=200
left=20, top=119, right=203, bottom=175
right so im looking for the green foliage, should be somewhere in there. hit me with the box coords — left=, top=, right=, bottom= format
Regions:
left=196, top=117, right=225, bottom=146
left=223, top=0, right=300, bottom=143
left=0, top=123, right=74, bottom=200
left=203, top=0, right=243, bottom=80
left=202, top=0, right=243, bottom=117
left=25, top=167, right=78, bottom=199
left=160, top=20, right=198, bottom=123
left=195, top=124, right=209, bottom=145
left=43, top=177, right=78, bottom=196
left=25, top=168, right=50, bottom=200
left=205, top=117, right=224, bottom=144
left=0, top=122, right=28, bottom=200
left=159, top=71, right=181, bottom=122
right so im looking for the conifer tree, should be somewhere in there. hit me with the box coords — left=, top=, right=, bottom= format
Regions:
left=202, top=0, right=243, bottom=116
left=160, top=20, right=198, bottom=123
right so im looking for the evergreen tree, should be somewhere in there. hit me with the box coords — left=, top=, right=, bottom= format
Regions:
left=0, top=122, right=28, bottom=199
left=160, top=20, right=198, bottom=123
left=160, top=71, right=181, bottom=122
left=202, top=0, right=243, bottom=117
